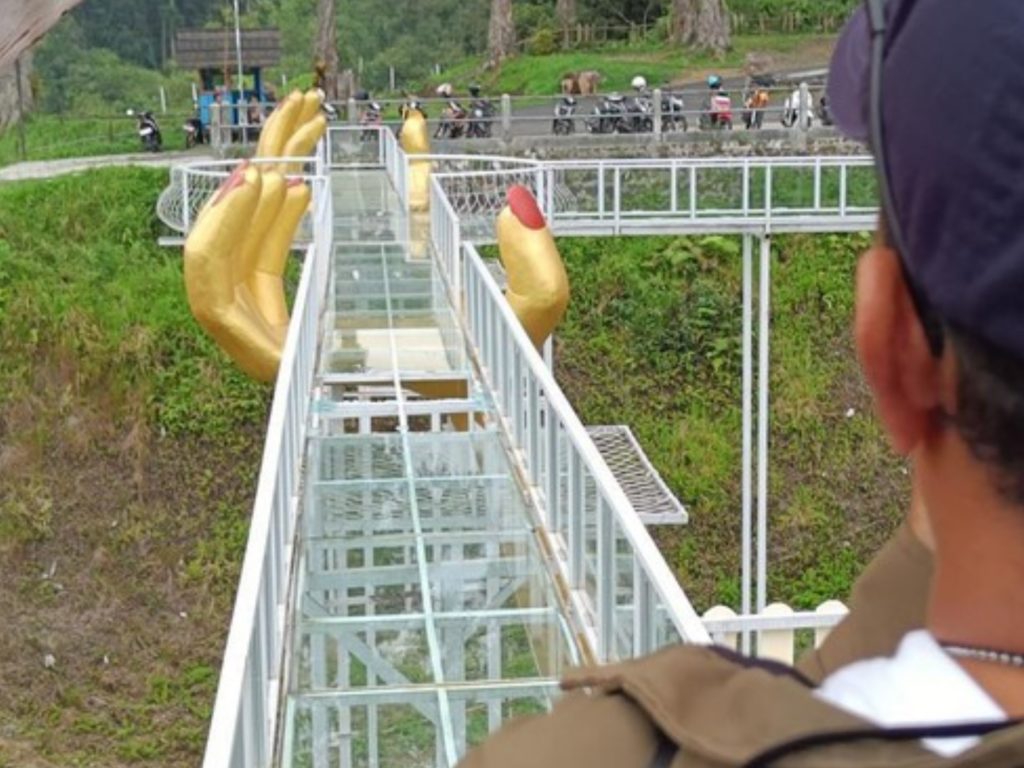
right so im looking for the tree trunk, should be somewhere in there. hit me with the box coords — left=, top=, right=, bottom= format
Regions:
left=672, top=0, right=731, bottom=55
left=556, top=0, right=577, bottom=30
left=488, top=0, right=516, bottom=64
left=314, top=0, right=340, bottom=99
left=0, top=51, right=32, bottom=130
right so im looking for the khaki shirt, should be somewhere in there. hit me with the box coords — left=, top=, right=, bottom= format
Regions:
left=458, top=525, right=1024, bottom=767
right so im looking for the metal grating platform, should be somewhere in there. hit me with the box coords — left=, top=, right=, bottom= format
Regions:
left=586, top=426, right=688, bottom=525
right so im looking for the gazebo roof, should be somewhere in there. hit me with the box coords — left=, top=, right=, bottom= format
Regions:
left=175, top=28, right=281, bottom=70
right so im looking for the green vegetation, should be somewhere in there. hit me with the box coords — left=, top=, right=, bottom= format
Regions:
left=552, top=233, right=909, bottom=610
left=0, top=168, right=271, bottom=766
left=0, top=114, right=142, bottom=166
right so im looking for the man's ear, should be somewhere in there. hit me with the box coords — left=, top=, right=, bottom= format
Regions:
left=855, top=246, right=943, bottom=455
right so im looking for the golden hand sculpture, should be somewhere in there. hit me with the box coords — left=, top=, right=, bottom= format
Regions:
left=496, top=185, right=570, bottom=348
left=400, top=108, right=432, bottom=213
left=183, top=90, right=326, bottom=383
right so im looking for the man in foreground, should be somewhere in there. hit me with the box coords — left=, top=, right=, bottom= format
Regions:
left=459, top=0, right=1024, bottom=764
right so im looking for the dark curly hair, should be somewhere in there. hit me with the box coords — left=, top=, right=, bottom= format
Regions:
left=879, top=212, right=1024, bottom=504
left=947, top=325, right=1024, bottom=505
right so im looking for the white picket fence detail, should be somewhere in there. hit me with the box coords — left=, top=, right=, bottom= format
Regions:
left=701, top=600, right=849, bottom=664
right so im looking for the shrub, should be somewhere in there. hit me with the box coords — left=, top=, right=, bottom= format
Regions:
left=527, top=28, right=559, bottom=56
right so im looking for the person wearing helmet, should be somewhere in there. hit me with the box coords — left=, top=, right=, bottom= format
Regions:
left=436, top=82, right=453, bottom=99
left=631, top=75, right=648, bottom=92
left=468, top=84, right=482, bottom=98
left=707, top=74, right=723, bottom=90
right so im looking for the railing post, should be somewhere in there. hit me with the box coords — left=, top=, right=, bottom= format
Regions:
left=741, top=233, right=754, bottom=655
left=182, top=171, right=191, bottom=233
left=347, top=97, right=358, bottom=125
left=756, top=232, right=772, bottom=614
left=839, top=162, right=848, bottom=216
left=613, top=166, right=621, bottom=235
left=652, top=87, right=663, bottom=136
left=814, top=156, right=822, bottom=210
left=702, top=605, right=739, bottom=650
left=501, top=94, right=512, bottom=142
left=815, top=600, right=848, bottom=648
left=799, top=81, right=811, bottom=132
left=758, top=603, right=795, bottom=663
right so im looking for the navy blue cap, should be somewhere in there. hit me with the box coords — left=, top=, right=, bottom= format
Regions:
left=830, top=0, right=1024, bottom=359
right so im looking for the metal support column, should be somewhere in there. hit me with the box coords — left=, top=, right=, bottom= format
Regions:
left=756, top=232, right=772, bottom=614
left=741, top=234, right=754, bottom=653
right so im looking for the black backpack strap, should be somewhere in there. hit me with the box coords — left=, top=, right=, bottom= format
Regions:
left=743, top=719, right=1023, bottom=768
left=648, top=730, right=677, bottom=768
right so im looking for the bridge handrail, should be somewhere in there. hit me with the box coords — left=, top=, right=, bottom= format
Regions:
left=462, top=242, right=710, bottom=652
left=156, top=156, right=320, bottom=234
left=200, top=160, right=332, bottom=768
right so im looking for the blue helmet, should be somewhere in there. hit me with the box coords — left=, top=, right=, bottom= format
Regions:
left=708, top=74, right=722, bottom=89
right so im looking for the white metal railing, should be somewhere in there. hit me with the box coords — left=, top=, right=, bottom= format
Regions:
left=200, top=151, right=332, bottom=768
left=430, top=176, right=462, bottom=307
left=156, top=156, right=321, bottom=235
left=541, top=155, right=877, bottom=235
left=463, top=243, right=711, bottom=653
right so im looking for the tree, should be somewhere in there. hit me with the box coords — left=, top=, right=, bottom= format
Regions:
left=314, top=0, right=340, bottom=98
left=487, top=0, right=516, bottom=64
left=555, top=0, right=577, bottom=30
left=672, top=0, right=730, bottom=55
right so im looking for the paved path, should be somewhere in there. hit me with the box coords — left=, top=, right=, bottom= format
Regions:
left=0, top=150, right=216, bottom=183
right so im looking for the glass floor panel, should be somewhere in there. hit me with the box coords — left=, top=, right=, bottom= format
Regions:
left=326, top=238, right=467, bottom=378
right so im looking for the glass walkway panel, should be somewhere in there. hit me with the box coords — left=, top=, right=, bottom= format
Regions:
left=282, top=166, right=580, bottom=767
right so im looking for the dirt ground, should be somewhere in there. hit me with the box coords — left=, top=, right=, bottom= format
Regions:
left=0, top=395, right=264, bottom=767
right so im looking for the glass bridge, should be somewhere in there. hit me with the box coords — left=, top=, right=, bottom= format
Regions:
left=284, top=169, right=575, bottom=767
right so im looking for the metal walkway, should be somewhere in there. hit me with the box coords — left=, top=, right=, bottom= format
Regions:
left=159, top=130, right=880, bottom=768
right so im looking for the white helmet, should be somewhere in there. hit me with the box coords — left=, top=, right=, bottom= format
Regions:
left=631, top=75, right=648, bottom=91
left=436, top=82, right=453, bottom=98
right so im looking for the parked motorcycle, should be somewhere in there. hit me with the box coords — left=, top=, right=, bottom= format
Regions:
left=585, top=93, right=629, bottom=134
left=552, top=95, right=577, bottom=135
left=661, top=91, right=688, bottom=132
left=816, top=92, right=834, bottom=127
left=467, top=85, right=495, bottom=139
left=781, top=86, right=814, bottom=129
left=629, top=91, right=656, bottom=133
left=126, top=109, right=162, bottom=152
left=435, top=99, right=468, bottom=139
left=182, top=114, right=205, bottom=148
left=699, top=91, right=734, bottom=130
left=360, top=101, right=383, bottom=141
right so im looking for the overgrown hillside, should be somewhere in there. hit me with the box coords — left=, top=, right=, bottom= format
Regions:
left=554, top=234, right=910, bottom=610
left=0, top=169, right=270, bottom=766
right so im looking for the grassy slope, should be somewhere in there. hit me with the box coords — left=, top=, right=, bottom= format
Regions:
left=432, top=34, right=836, bottom=96
left=553, top=233, right=910, bottom=610
left=0, top=168, right=270, bottom=766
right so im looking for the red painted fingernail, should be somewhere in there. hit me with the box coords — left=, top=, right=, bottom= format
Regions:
left=507, top=185, right=546, bottom=230
left=213, top=161, right=249, bottom=206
